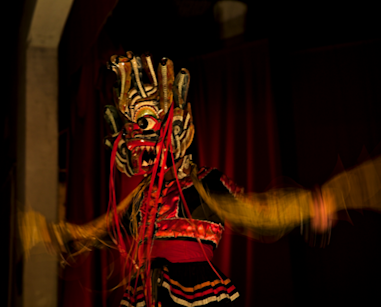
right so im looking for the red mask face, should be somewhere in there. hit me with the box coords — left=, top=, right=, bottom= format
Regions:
left=107, top=52, right=194, bottom=177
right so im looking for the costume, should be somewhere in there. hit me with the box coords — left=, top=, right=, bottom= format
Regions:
left=119, top=167, right=241, bottom=306
left=103, top=52, right=243, bottom=306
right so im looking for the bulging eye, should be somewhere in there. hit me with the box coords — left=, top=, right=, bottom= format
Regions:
left=137, top=116, right=156, bottom=130
left=137, top=117, right=148, bottom=129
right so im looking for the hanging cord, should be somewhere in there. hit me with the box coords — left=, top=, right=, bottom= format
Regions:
left=107, top=103, right=223, bottom=305
left=147, top=103, right=175, bottom=305
left=107, top=132, right=156, bottom=285
left=107, top=130, right=156, bottom=293
left=168, top=142, right=224, bottom=283
left=131, top=103, right=174, bottom=306
left=107, top=132, right=128, bottom=260
left=106, top=124, right=166, bottom=306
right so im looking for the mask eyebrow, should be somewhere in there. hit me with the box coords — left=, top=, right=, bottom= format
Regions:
left=134, top=105, right=159, bottom=122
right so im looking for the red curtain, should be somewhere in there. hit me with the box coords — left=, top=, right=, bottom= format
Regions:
left=189, top=40, right=287, bottom=306
left=58, top=1, right=123, bottom=306
left=187, top=38, right=381, bottom=307
left=290, top=40, right=381, bottom=183
left=60, top=29, right=146, bottom=306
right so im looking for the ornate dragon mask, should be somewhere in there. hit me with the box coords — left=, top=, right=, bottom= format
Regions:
left=104, top=52, right=194, bottom=177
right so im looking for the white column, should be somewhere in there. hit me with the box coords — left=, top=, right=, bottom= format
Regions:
left=22, top=46, right=59, bottom=307
left=18, top=1, right=74, bottom=306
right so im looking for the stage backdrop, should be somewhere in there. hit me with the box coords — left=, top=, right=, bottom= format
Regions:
left=59, top=2, right=381, bottom=305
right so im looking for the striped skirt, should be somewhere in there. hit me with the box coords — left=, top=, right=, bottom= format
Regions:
left=120, top=259, right=239, bottom=307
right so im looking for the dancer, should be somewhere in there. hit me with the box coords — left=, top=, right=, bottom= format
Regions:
left=105, top=51, right=241, bottom=306
left=19, top=51, right=381, bottom=307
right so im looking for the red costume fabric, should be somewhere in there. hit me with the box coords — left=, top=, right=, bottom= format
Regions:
left=119, top=167, right=241, bottom=306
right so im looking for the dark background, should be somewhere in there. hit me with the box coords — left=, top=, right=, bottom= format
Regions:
left=3, top=0, right=381, bottom=306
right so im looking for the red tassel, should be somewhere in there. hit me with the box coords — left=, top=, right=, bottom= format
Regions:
left=107, top=132, right=128, bottom=260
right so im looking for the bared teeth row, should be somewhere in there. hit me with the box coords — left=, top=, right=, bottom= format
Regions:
left=131, top=145, right=155, bottom=155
